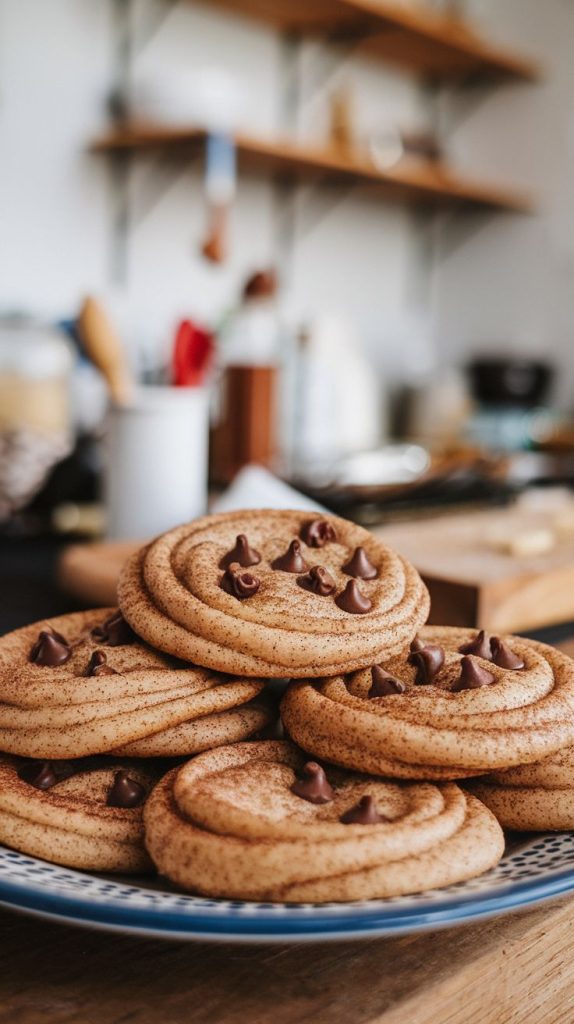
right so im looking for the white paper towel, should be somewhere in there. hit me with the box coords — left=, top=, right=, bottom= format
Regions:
left=212, top=465, right=328, bottom=515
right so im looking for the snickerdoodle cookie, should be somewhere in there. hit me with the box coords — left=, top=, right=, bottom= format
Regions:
left=118, top=509, right=429, bottom=678
left=143, top=740, right=504, bottom=902
left=469, top=743, right=574, bottom=831
left=0, top=609, right=271, bottom=758
left=281, top=628, right=574, bottom=780
left=0, top=754, right=159, bottom=872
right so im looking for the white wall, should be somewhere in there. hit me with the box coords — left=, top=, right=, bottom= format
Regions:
left=0, top=0, right=425, bottom=401
left=2, top=0, right=571, bottom=411
left=0, top=0, right=110, bottom=318
left=431, top=0, right=574, bottom=407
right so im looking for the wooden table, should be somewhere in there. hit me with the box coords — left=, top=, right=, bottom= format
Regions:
left=2, top=895, right=574, bottom=1024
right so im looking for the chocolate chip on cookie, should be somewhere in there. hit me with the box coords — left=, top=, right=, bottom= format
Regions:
left=291, top=761, right=334, bottom=804
left=219, top=534, right=261, bottom=569
left=297, top=566, right=336, bottom=596
left=107, top=770, right=147, bottom=809
left=340, top=795, right=387, bottom=825
left=335, top=580, right=372, bottom=614
left=452, top=656, right=495, bottom=691
left=221, top=563, right=261, bottom=599
left=86, top=651, right=118, bottom=677
left=458, top=629, right=493, bottom=660
left=29, top=629, right=70, bottom=667
left=369, top=665, right=406, bottom=697
left=408, top=638, right=445, bottom=684
left=342, top=546, right=377, bottom=580
left=300, top=518, right=337, bottom=548
left=17, top=760, right=58, bottom=790
left=271, top=539, right=309, bottom=573
left=91, top=611, right=136, bottom=647
left=491, top=638, right=525, bottom=670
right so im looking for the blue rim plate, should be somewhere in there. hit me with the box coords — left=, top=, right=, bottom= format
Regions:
left=2, top=833, right=574, bottom=942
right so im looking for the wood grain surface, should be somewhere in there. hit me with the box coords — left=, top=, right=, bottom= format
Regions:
left=197, top=0, right=541, bottom=81
left=91, top=127, right=533, bottom=213
left=375, top=501, right=574, bottom=632
left=1, top=895, right=574, bottom=1024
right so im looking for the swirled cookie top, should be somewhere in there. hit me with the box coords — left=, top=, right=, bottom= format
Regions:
left=0, top=753, right=155, bottom=816
left=173, top=740, right=464, bottom=844
left=344, top=626, right=550, bottom=720
left=0, top=608, right=212, bottom=705
left=144, top=509, right=421, bottom=631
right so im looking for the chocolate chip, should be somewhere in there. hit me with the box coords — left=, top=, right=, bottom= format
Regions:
left=29, top=629, right=71, bottom=667
left=91, top=611, right=136, bottom=647
left=369, top=665, right=406, bottom=697
left=491, top=637, right=525, bottom=670
left=452, top=655, right=496, bottom=691
left=86, top=650, right=118, bottom=677
left=291, top=762, right=334, bottom=804
left=106, top=770, right=147, bottom=809
left=298, top=565, right=336, bottom=596
left=342, top=546, right=377, bottom=580
left=219, top=533, right=261, bottom=569
left=220, top=562, right=261, bottom=599
left=271, top=539, right=309, bottom=573
left=17, top=760, right=58, bottom=790
left=408, top=639, right=445, bottom=684
left=300, top=518, right=337, bottom=548
left=340, top=795, right=387, bottom=825
left=459, top=630, right=493, bottom=661
left=335, top=580, right=373, bottom=614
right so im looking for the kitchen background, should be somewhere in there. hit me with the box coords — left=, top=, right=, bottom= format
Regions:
left=3, top=0, right=574, bottom=637
left=3, top=0, right=574, bottom=389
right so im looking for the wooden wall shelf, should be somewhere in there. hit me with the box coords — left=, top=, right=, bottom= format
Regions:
left=202, top=0, right=541, bottom=82
left=91, top=124, right=533, bottom=213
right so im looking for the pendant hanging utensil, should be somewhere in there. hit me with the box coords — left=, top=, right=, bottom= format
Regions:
left=201, top=132, right=237, bottom=264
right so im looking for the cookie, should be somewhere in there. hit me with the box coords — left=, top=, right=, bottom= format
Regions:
left=118, top=509, right=429, bottom=678
left=469, top=745, right=574, bottom=831
left=143, top=740, right=504, bottom=902
left=0, top=754, right=159, bottom=872
left=281, top=628, right=574, bottom=780
left=0, top=609, right=272, bottom=758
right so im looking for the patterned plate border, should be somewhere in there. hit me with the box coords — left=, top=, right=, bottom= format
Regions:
left=1, top=833, right=574, bottom=942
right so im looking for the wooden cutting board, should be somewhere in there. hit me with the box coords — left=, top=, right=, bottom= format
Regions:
left=57, top=541, right=138, bottom=606
left=375, top=500, right=574, bottom=632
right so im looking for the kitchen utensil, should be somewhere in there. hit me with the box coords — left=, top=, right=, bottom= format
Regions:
left=77, top=297, right=134, bottom=406
left=172, top=320, right=214, bottom=386
left=201, top=132, right=237, bottom=264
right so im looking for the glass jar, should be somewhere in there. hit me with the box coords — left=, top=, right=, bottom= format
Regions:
left=0, top=317, right=73, bottom=520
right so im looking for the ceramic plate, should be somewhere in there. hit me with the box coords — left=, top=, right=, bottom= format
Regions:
left=1, top=834, right=574, bottom=942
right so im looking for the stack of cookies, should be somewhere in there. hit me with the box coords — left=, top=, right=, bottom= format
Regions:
left=0, top=604, right=273, bottom=872
left=3, top=508, right=574, bottom=903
